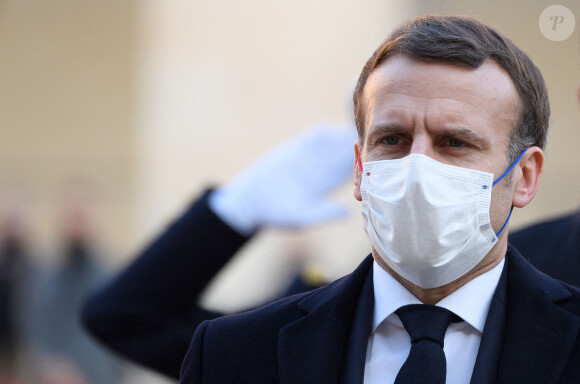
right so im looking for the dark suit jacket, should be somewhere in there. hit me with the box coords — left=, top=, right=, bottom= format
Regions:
left=180, top=246, right=580, bottom=384
left=509, top=210, right=580, bottom=287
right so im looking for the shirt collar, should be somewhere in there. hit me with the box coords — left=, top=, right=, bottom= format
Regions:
left=372, top=258, right=505, bottom=334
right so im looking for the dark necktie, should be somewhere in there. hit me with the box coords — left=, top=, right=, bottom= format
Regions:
left=394, top=304, right=461, bottom=384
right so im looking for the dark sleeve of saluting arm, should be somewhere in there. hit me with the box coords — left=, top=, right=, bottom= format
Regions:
left=81, top=189, right=252, bottom=379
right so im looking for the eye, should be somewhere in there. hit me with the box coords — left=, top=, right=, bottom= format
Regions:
left=446, top=138, right=465, bottom=148
left=382, top=136, right=402, bottom=145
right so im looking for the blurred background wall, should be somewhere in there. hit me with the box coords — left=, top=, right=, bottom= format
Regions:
left=0, top=0, right=578, bottom=382
left=0, top=1, right=135, bottom=264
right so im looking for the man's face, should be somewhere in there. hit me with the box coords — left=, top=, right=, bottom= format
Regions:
left=354, top=54, right=521, bottom=236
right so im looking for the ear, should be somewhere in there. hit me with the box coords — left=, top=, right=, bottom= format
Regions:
left=512, top=146, right=544, bottom=208
left=354, top=141, right=363, bottom=201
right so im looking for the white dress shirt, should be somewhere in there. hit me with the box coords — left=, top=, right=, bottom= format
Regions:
left=364, top=258, right=505, bottom=384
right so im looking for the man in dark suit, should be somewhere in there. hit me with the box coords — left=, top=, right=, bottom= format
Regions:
left=180, top=15, right=580, bottom=383
left=510, top=210, right=580, bottom=287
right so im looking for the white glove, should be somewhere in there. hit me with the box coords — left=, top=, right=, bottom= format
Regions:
left=209, top=123, right=357, bottom=235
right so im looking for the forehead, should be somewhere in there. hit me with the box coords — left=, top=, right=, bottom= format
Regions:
left=362, top=55, right=521, bottom=136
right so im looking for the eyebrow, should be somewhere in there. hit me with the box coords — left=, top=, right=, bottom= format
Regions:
left=366, top=123, right=408, bottom=138
left=443, top=128, right=491, bottom=149
left=367, top=124, right=492, bottom=149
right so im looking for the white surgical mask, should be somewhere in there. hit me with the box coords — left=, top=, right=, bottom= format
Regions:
left=360, top=151, right=525, bottom=289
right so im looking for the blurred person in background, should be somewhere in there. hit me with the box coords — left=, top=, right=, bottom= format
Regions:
left=82, top=123, right=356, bottom=380
left=0, top=188, right=32, bottom=384
left=25, top=181, right=125, bottom=384
left=509, top=84, right=580, bottom=288
left=37, top=356, right=91, bottom=384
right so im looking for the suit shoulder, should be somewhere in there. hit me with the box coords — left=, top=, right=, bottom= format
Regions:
left=201, top=256, right=373, bottom=338
left=557, top=281, right=580, bottom=315
left=181, top=287, right=328, bottom=383
left=181, top=256, right=374, bottom=382
left=204, top=289, right=312, bottom=337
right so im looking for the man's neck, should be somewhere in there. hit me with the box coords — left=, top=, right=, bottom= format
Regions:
left=372, top=242, right=507, bottom=305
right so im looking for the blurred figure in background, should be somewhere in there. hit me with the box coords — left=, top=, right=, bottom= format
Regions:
left=0, top=188, right=32, bottom=383
left=510, top=208, right=580, bottom=287
left=37, top=356, right=91, bottom=384
left=83, top=123, right=356, bottom=379
left=23, top=181, right=125, bottom=384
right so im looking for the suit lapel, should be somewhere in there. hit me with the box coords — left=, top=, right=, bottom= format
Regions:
left=496, top=248, right=580, bottom=383
left=470, top=258, right=508, bottom=384
left=338, top=268, right=374, bottom=384
left=278, top=256, right=373, bottom=384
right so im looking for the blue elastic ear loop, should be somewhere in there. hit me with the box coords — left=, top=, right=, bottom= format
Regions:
left=495, top=206, right=513, bottom=239
left=491, top=148, right=527, bottom=239
left=492, top=148, right=527, bottom=186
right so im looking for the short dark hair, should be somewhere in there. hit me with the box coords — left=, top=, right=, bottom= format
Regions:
left=353, top=15, right=550, bottom=165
